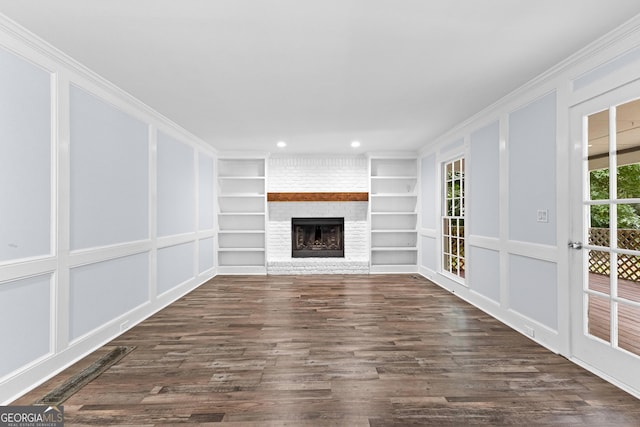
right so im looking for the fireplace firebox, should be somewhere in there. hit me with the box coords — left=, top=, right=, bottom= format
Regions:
left=291, top=217, right=344, bottom=258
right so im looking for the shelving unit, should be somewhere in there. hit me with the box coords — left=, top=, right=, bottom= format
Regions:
left=369, top=157, right=418, bottom=273
left=217, top=157, right=267, bottom=274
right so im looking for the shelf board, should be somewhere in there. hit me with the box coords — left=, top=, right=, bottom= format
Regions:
left=371, top=229, right=417, bottom=233
left=267, top=192, right=368, bottom=202
left=218, top=230, right=265, bottom=234
left=216, top=216, right=264, bottom=219
left=370, top=193, right=417, bottom=197
left=371, top=247, right=418, bottom=252
left=369, top=264, right=418, bottom=273
left=218, top=194, right=265, bottom=198
left=217, top=247, right=265, bottom=252
left=217, top=265, right=267, bottom=274
left=371, top=211, right=418, bottom=215
left=370, top=176, right=417, bottom=180
left=218, top=212, right=265, bottom=216
left=218, top=176, right=265, bottom=180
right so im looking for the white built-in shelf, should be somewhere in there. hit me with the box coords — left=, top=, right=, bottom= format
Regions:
left=370, top=211, right=418, bottom=214
left=370, top=176, right=417, bottom=180
left=218, top=194, right=265, bottom=198
left=218, top=247, right=266, bottom=252
left=371, top=211, right=418, bottom=214
left=217, top=159, right=265, bottom=177
left=218, top=230, right=266, bottom=234
left=370, top=193, right=417, bottom=197
left=371, top=229, right=416, bottom=233
left=217, top=157, right=267, bottom=274
left=369, top=157, right=418, bottom=273
left=218, top=176, right=266, bottom=179
left=218, top=212, right=264, bottom=216
left=371, top=247, right=418, bottom=251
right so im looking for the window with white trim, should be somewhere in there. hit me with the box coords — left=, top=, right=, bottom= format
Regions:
left=442, top=157, right=465, bottom=279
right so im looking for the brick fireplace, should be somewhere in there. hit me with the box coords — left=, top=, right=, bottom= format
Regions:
left=266, top=156, right=369, bottom=274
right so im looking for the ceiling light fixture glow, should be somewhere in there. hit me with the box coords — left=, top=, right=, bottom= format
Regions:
left=277, top=141, right=286, bottom=148
left=351, top=141, right=361, bottom=148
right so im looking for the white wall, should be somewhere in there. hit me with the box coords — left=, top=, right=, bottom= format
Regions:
left=508, top=92, right=557, bottom=246
left=0, top=45, right=51, bottom=262
left=268, top=156, right=368, bottom=192
left=418, top=88, right=564, bottom=349
left=0, top=17, right=216, bottom=404
left=69, top=85, right=149, bottom=250
left=418, top=13, right=640, bottom=397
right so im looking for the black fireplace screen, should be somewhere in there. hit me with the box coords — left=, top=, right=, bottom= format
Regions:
left=291, top=217, right=344, bottom=258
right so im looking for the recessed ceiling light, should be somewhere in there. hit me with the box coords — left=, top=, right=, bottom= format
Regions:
left=351, top=141, right=361, bottom=148
left=277, top=141, right=286, bottom=148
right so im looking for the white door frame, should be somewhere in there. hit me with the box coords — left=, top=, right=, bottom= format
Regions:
left=569, top=79, right=640, bottom=398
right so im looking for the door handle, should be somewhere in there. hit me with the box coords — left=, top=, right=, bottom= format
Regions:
left=568, top=241, right=583, bottom=250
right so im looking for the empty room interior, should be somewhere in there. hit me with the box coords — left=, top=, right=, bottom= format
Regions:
left=2, top=1, right=640, bottom=425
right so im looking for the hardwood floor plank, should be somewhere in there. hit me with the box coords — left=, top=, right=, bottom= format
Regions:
left=13, top=274, right=640, bottom=425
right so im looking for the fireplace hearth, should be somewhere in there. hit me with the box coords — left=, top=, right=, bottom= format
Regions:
left=291, top=217, right=344, bottom=258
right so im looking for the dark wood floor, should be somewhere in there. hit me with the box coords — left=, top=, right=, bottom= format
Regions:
left=14, top=274, right=640, bottom=426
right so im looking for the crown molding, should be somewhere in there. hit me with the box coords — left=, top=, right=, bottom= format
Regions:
left=424, top=13, right=640, bottom=152
left=0, top=13, right=215, bottom=154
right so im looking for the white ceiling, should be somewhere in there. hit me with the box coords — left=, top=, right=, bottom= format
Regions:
left=1, top=1, right=640, bottom=154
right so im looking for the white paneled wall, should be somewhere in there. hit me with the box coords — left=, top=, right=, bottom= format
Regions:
left=0, top=18, right=216, bottom=404
left=419, top=92, right=562, bottom=352
left=0, top=46, right=51, bottom=262
left=198, top=156, right=215, bottom=231
left=69, top=253, right=149, bottom=341
left=0, top=275, right=51, bottom=379
left=198, top=237, right=215, bottom=273
left=508, top=254, right=558, bottom=330
left=508, top=92, right=557, bottom=246
left=70, top=85, right=150, bottom=250
left=157, top=131, right=197, bottom=237
left=417, top=10, right=640, bottom=400
left=466, top=246, right=500, bottom=304
left=157, top=242, right=196, bottom=295
left=420, top=154, right=437, bottom=230
left=468, top=121, right=500, bottom=239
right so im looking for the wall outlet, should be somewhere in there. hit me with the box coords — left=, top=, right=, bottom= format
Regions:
left=524, top=325, right=535, bottom=338
left=536, top=209, right=548, bottom=223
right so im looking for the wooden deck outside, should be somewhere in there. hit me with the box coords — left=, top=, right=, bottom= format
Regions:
left=13, top=274, right=640, bottom=425
left=588, top=273, right=640, bottom=355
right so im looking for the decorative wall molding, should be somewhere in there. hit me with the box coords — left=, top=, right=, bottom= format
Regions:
left=421, top=14, right=640, bottom=154
left=0, top=15, right=218, bottom=404
left=0, top=13, right=214, bottom=154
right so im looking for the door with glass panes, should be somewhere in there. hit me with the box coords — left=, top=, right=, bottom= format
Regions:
left=569, top=82, right=640, bottom=392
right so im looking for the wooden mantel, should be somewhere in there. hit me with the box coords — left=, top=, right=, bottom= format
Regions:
left=267, top=192, right=369, bottom=202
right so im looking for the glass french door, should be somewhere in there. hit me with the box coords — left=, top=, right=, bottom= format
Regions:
left=570, top=83, right=640, bottom=394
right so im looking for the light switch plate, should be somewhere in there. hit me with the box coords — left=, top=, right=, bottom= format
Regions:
left=537, top=209, right=548, bottom=223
